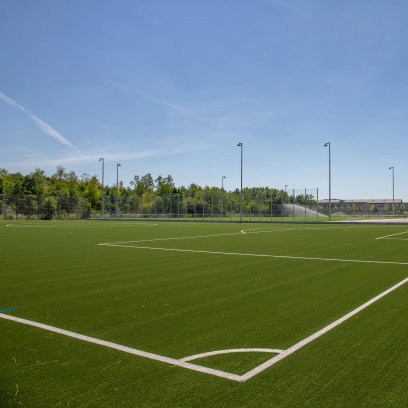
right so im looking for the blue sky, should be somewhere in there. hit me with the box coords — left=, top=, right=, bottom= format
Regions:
left=1, top=0, right=407, bottom=200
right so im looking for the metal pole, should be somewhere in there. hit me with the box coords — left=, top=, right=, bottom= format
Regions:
left=304, top=188, right=307, bottom=221
left=116, top=163, right=121, bottom=217
left=389, top=166, right=395, bottom=216
left=324, top=142, right=331, bottom=220
left=212, top=191, right=214, bottom=221
left=249, top=190, right=252, bottom=221
left=237, top=143, right=243, bottom=222
left=281, top=190, right=284, bottom=222
left=221, top=176, right=226, bottom=219
left=99, top=158, right=105, bottom=218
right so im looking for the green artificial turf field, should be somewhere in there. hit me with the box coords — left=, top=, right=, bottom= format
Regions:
left=1, top=220, right=407, bottom=407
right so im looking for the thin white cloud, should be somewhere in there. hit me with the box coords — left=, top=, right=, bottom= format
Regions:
left=112, top=82, right=188, bottom=114
left=0, top=90, right=83, bottom=156
left=133, top=88, right=188, bottom=113
left=2, top=144, right=200, bottom=170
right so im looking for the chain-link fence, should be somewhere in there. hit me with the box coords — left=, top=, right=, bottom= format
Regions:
left=2, top=191, right=405, bottom=221
left=0, top=195, right=89, bottom=220
left=99, top=188, right=322, bottom=222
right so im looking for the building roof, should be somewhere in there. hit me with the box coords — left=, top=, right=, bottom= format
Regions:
left=318, top=199, right=403, bottom=204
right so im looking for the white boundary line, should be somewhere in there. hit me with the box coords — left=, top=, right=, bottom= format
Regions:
left=98, top=226, right=352, bottom=246
left=5, top=222, right=158, bottom=228
left=98, top=243, right=408, bottom=266
left=0, top=313, right=242, bottom=382
left=181, top=348, right=283, bottom=362
left=98, top=228, right=296, bottom=246
left=1, top=276, right=407, bottom=382
left=240, top=276, right=408, bottom=381
left=376, top=231, right=408, bottom=240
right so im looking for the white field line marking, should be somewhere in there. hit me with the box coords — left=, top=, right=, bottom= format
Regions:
left=98, top=226, right=348, bottom=246
left=376, top=231, right=408, bottom=240
left=181, top=348, right=283, bottom=362
left=5, top=223, right=158, bottom=228
left=98, top=229, right=295, bottom=246
left=98, top=244, right=408, bottom=266
left=240, top=226, right=351, bottom=233
left=2, top=277, right=407, bottom=383
left=240, top=276, right=408, bottom=382
left=0, top=313, right=241, bottom=382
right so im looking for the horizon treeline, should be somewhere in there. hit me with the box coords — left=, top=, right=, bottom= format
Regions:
left=0, top=166, right=312, bottom=213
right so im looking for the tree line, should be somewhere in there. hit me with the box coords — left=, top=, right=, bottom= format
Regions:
left=0, top=167, right=317, bottom=217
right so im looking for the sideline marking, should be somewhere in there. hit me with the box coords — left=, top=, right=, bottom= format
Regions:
left=5, top=223, right=158, bottom=228
left=240, top=275, right=408, bottom=381
left=376, top=231, right=408, bottom=241
left=1, top=277, right=407, bottom=382
left=0, top=313, right=241, bottom=382
left=98, top=243, right=408, bottom=266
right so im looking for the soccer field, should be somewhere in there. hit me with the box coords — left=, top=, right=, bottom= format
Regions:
left=1, top=220, right=407, bottom=407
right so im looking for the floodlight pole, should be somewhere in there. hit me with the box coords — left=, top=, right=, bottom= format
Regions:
left=98, top=158, right=105, bottom=218
left=221, top=176, right=226, bottom=219
left=284, top=184, right=288, bottom=219
left=116, top=163, right=121, bottom=217
left=237, top=143, right=243, bottom=222
left=324, top=142, right=331, bottom=220
left=389, top=166, right=395, bottom=216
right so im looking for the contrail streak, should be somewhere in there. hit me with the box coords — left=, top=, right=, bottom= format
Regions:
left=0, top=90, right=82, bottom=155
left=111, top=81, right=188, bottom=113
left=132, top=88, right=187, bottom=113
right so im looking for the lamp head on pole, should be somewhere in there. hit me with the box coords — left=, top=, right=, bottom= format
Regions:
left=324, top=142, right=330, bottom=147
left=237, top=142, right=243, bottom=147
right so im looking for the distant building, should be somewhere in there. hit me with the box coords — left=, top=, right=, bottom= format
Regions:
left=318, top=199, right=405, bottom=215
